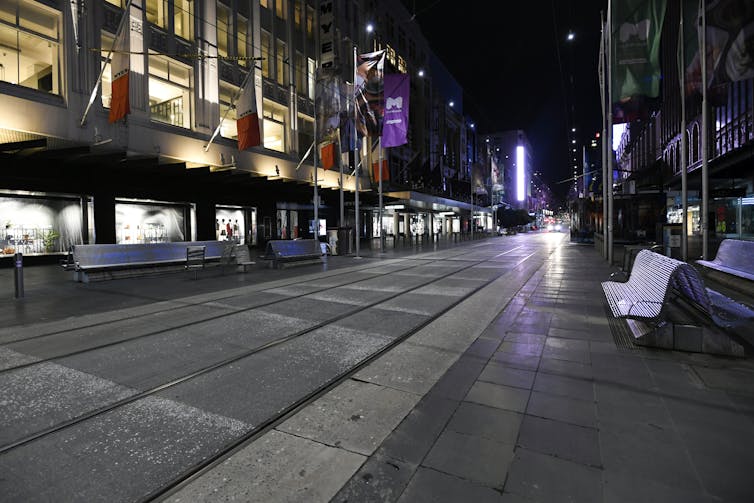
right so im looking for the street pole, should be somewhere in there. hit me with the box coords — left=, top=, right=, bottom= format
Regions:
left=353, top=46, right=361, bottom=259
left=378, top=137, right=384, bottom=252
left=701, top=2, right=709, bottom=260
left=679, top=2, right=688, bottom=261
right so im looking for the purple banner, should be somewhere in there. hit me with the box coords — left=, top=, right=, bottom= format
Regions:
left=382, top=73, right=409, bottom=147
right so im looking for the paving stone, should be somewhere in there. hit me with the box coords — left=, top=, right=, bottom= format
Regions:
left=533, top=372, right=595, bottom=401
left=422, top=429, right=513, bottom=488
left=517, top=415, right=601, bottom=467
left=429, top=354, right=486, bottom=401
left=504, top=448, right=602, bottom=503
left=397, top=466, right=504, bottom=503
left=377, top=394, right=459, bottom=465
left=446, top=401, right=523, bottom=444
left=526, top=390, right=596, bottom=428
left=599, top=419, right=702, bottom=493
left=478, top=361, right=536, bottom=389
left=277, top=379, right=418, bottom=456
left=465, top=381, right=531, bottom=413
left=331, top=454, right=416, bottom=503
left=602, top=471, right=719, bottom=503
left=491, top=351, right=541, bottom=371
left=539, top=357, right=593, bottom=380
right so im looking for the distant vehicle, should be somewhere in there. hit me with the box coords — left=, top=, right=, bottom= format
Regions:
left=546, top=222, right=563, bottom=232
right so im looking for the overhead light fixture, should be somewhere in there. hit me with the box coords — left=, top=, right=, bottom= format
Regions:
left=385, top=204, right=404, bottom=210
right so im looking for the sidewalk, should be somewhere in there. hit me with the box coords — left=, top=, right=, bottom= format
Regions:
left=164, top=239, right=754, bottom=502
left=2, top=237, right=754, bottom=502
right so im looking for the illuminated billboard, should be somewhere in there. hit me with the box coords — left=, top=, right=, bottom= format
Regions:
left=516, top=145, right=525, bottom=202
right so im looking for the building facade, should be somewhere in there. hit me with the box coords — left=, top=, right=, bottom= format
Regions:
left=0, top=0, right=487, bottom=261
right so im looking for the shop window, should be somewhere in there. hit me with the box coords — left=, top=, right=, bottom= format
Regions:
left=145, top=0, right=168, bottom=29
left=263, top=100, right=286, bottom=152
left=149, top=53, right=191, bottom=128
left=219, top=79, right=238, bottom=139
left=174, top=0, right=193, bottom=40
left=0, top=0, right=60, bottom=95
left=115, top=200, right=186, bottom=244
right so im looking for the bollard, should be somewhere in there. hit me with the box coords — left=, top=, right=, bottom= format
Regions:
left=14, top=252, right=24, bottom=298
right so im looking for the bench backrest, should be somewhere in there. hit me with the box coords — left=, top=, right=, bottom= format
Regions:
left=710, top=239, right=754, bottom=272
left=630, top=249, right=712, bottom=311
left=264, top=239, right=320, bottom=258
left=72, top=241, right=228, bottom=267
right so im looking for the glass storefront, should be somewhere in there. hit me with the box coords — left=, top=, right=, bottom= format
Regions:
left=115, top=199, right=189, bottom=244
left=1, top=192, right=84, bottom=255
left=217, top=205, right=256, bottom=245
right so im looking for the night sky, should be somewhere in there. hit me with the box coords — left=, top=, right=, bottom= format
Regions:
left=402, top=0, right=607, bottom=201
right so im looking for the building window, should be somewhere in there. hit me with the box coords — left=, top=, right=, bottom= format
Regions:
left=217, top=2, right=229, bottom=59
left=261, top=30, right=271, bottom=78
left=100, top=32, right=114, bottom=108
left=219, top=80, right=238, bottom=140
left=295, top=51, right=305, bottom=94
left=263, top=100, right=286, bottom=152
left=307, top=57, right=315, bottom=99
left=237, top=14, right=248, bottom=67
left=275, top=0, right=287, bottom=20
left=0, top=0, right=61, bottom=95
left=294, top=0, right=302, bottom=28
left=276, top=38, right=287, bottom=86
left=306, top=6, right=314, bottom=36
left=297, top=115, right=313, bottom=153
left=149, top=53, right=191, bottom=128
left=145, top=0, right=168, bottom=29
left=174, top=0, right=193, bottom=40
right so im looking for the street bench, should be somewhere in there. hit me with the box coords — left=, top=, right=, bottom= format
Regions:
left=260, top=239, right=323, bottom=269
left=218, top=242, right=256, bottom=273
left=695, top=239, right=754, bottom=299
left=602, top=249, right=754, bottom=354
left=69, top=241, right=227, bottom=282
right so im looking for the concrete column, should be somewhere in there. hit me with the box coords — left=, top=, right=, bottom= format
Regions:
left=195, top=199, right=216, bottom=241
left=93, top=192, right=116, bottom=244
left=404, top=213, right=411, bottom=239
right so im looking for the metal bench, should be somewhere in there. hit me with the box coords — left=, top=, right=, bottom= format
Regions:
left=602, top=249, right=690, bottom=324
left=260, top=239, right=323, bottom=269
left=185, top=245, right=206, bottom=279
left=695, top=239, right=754, bottom=299
left=603, top=249, right=754, bottom=354
left=70, top=241, right=227, bottom=282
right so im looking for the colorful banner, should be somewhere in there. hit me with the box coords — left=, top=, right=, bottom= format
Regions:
left=371, top=160, right=389, bottom=182
left=354, top=49, right=386, bottom=137
left=382, top=73, right=409, bottom=147
left=237, top=72, right=260, bottom=150
left=320, top=142, right=335, bottom=170
left=610, top=0, right=667, bottom=123
left=315, top=69, right=345, bottom=167
left=705, top=0, right=754, bottom=98
left=108, top=16, right=131, bottom=123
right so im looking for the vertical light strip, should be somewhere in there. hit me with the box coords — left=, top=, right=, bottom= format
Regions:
left=516, top=145, right=525, bottom=202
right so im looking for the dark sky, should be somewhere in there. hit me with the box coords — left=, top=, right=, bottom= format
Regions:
left=402, top=0, right=607, bottom=200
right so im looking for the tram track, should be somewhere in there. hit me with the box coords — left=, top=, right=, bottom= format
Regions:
left=0, top=241, right=540, bottom=502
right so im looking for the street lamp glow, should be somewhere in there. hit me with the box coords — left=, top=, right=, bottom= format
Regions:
left=449, top=100, right=454, bottom=107
left=366, top=23, right=374, bottom=33
left=418, top=69, right=424, bottom=77
left=567, top=31, right=575, bottom=41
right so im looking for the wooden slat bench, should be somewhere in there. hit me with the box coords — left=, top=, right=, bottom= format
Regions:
left=69, top=241, right=228, bottom=282
left=260, top=239, right=323, bottom=269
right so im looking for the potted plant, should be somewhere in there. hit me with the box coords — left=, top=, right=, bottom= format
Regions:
left=42, top=229, right=60, bottom=253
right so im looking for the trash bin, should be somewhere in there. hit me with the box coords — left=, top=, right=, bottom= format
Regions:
left=337, top=227, right=353, bottom=255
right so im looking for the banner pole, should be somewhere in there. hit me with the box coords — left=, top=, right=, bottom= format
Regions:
left=354, top=46, right=361, bottom=259
left=679, top=1, right=688, bottom=261
left=700, top=0, right=709, bottom=260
